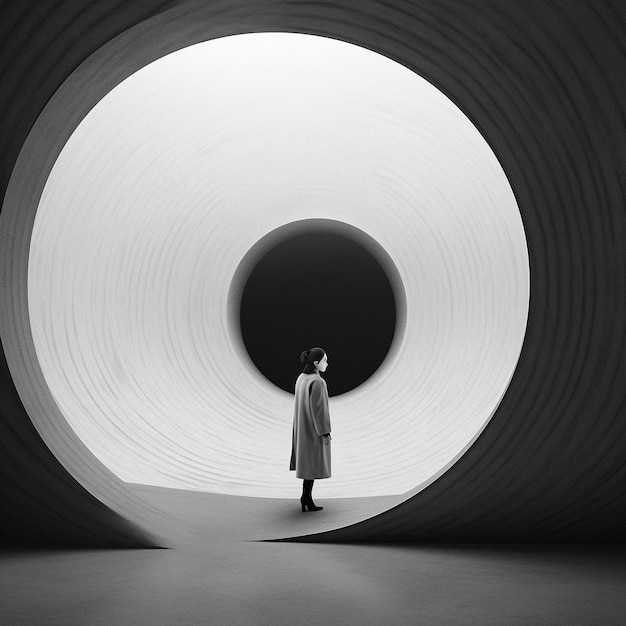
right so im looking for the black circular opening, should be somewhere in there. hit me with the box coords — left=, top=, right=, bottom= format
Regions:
left=239, top=230, right=397, bottom=396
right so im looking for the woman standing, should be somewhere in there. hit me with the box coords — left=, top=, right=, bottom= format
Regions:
left=290, top=347, right=332, bottom=512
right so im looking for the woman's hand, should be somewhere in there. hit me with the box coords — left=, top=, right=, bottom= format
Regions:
left=322, top=433, right=332, bottom=445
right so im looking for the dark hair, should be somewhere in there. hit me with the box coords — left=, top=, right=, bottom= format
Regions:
left=300, top=347, right=326, bottom=374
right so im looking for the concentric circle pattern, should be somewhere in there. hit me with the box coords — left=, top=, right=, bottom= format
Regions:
left=1, top=0, right=625, bottom=545
left=26, top=34, right=528, bottom=499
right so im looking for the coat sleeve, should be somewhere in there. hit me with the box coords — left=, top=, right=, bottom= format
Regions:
left=309, top=379, right=331, bottom=436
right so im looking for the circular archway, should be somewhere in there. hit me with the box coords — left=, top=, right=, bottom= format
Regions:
left=20, top=33, right=529, bottom=500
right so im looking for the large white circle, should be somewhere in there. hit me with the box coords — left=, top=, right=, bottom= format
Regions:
left=29, top=33, right=529, bottom=498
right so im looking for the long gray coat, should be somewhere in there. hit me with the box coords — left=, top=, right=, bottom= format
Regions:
left=289, top=373, right=331, bottom=479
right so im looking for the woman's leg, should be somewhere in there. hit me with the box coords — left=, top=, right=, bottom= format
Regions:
left=303, top=479, right=313, bottom=500
left=300, top=479, right=322, bottom=512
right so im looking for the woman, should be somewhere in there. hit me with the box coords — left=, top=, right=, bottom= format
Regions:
left=289, top=347, right=332, bottom=512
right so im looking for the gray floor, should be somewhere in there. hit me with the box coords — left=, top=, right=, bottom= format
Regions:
left=1, top=486, right=625, bottom=624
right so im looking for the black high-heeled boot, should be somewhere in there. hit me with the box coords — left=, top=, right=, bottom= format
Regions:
left=301, top=479, right=323, bottom=512
left=300, top=497, right=323, bottom=512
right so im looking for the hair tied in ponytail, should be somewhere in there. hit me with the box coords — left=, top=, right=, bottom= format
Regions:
left=300, top=347, right=325, bottom=373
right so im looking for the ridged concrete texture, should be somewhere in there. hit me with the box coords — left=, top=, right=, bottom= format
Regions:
left=1, top=0, right=625, bottom=545
left=24, top=33, right=527, bottom=500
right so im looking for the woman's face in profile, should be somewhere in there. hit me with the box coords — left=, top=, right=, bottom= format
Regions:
left=315, top=353, right=329, bottom=373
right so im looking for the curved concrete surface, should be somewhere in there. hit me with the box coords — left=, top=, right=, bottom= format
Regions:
left=1, top=0, right=625, bottom=545
left=24, top=33, right=527, bottom=500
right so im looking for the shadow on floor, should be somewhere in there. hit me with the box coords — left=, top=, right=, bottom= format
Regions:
left=1, top=486, right=625, bottom=624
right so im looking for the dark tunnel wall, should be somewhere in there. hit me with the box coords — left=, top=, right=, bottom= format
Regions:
left=1, top=0, right=625, bottom=545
